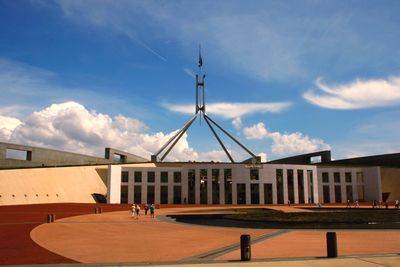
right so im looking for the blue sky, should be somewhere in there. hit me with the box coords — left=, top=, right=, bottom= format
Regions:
left=1, top=0, right=400, bottom=161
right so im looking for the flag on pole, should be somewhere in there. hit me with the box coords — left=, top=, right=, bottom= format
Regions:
left=198, top=46, right=203, bottom=68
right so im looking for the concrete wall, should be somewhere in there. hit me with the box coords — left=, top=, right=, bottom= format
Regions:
left=0, top=165, right=107, bottom=205
left=0, top=142, right=111, bottom=168
left=363, top=167, right=382, bottom=202
left=380, top=167, right=400, bottom=201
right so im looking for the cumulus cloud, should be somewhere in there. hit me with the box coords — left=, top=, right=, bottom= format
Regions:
left=166, top=102, right=291, bottom=119
left=244, top=122, right=330, bottom=156
left=303, top=77, right=400, bottom=109
left=1, top=101, right=245, bottom=162
left=0, top=115, right=22, bottom=141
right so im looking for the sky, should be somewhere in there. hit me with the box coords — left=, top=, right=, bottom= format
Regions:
left=1, top=0, right=400, bottom=162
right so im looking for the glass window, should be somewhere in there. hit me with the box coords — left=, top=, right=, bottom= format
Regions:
left=173, top=172, right=181, bottom=183
left=334, top=185, right=342, bottom=203
left=134, top=171, right=142, bottom=182
left=160, top=185, right=168, bottom=204
left=161, top=171, right=168, bottom=183
left=334, top=172, right=340, bottom=183
left=276, top=169, right=284, bottom=204
left=120, top=185, right=128, bottom=203
left=345, top=172, right=352, bottom=183
left=250, top=169, right=259, bottom=180
left=323, top=185, right=330, bottom=203
left=297, top=170, right=305, bottom=203
left=121, top=171, right=129, bottom=183
left=224, top=169, right=232, bottom=204
left=148, top=171, right=155, bottom=183
left=287, top=169, right=294, bottom=203
left=212, top=169, right=220, bottom=204
left=251, top=184, right=259, bottom=204
left=322, top=172, right=329, bottom=183
left=147, top=185, right=155, bottom=204
left=173, top=186, right=181, bottom=204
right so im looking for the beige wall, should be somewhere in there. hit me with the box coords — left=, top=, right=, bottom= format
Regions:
left=381, top=167, right=400, bottom=202
left=0, top=165, right=108, bottom=205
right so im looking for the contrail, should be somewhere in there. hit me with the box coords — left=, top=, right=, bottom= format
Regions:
left=137, top=40, right=167, bottom=62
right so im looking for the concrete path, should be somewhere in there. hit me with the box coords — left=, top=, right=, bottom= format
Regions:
left=30, top=206, right=400, bottom=265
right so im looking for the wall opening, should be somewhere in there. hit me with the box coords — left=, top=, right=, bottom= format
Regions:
left=6, top=149, right=32, bottom=160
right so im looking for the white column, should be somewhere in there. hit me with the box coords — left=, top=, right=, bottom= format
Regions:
left=154, top=171, right=160, bottom=204
left=232, top=183, right=237, bottom=204
left=168, top=171, right=173, bottom=204
left=246, top=182, right=251, bottom=204
left=141, top=171, right=147, bottom=204
left=182, top=169, right=188, bottom=204
left=107, top=165, right=121, bottom=204
left=283, top=169, right=288, bottom=204
left=128, top=170, right=134, bottom=204
left=294, top=170, right=299, bottom=204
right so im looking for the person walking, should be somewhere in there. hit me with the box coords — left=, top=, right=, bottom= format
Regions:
left=150, top=204, right=155, bottom=218
left=131, top=204, right=136, bottom=218
left=395, top=199, right=399, bottom=209
left=135, top=204, right=141, bottom=219
left=144, top=203, right=149, bottom=215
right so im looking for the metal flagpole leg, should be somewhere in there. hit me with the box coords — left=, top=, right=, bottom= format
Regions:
left=204, top=115, right=234, bottom=163
left=204, top=114, right=257, bottom=160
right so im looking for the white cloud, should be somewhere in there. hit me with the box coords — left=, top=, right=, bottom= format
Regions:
left=0, top=115, right=22, bottom=141
left=244, top=122, right=330, bottom=156
left=232, top=117, right=242, bottom=130
left=166, top=102, right=291, bottom=119
left=303, top=77, right=400, bottom=109
left=2, top=101, right=243, bottom=162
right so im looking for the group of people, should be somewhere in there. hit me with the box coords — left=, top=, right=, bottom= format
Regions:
left=131, top=203, right=155, bottom=219
left=346, top=199, right=360, bottom=208
left=371, top=199, right=399, bottom=209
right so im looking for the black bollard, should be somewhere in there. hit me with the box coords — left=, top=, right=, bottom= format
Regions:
left=99, top=207, right=103, bottom=214
left=326, top=232, right=338, bottom=258
left=47, top=214, right=52, bottom=223
left=240, top=234, right=251, bottom=261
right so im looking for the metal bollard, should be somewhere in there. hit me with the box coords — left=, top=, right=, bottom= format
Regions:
left=99, top=207, right=103, bottom=214
left=326, top=232, right=338, bottom=258
left=240, top=234, right=251, bottom=261
left=47, top=214, right=52, bottom=223
left=52, top=213, right=55, bottom=222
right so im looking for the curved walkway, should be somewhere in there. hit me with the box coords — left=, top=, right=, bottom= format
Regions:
left=30, top=206, right=400, bottom=265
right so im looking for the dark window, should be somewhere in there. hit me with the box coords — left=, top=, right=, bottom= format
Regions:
left=200, top=169, right=207, bottom=204
left=346, top=185, right=353, bottom=202
left=345, top=172, right=352, bottom=183
left=134, top=171, right=142, bottom=182
left=134, top=185, right=141, bottom=204
left=148, top=172, right=155, bottom=183
left=276, top=169, right=284, bottom=204
left=287, top=169, right=294, bottom=203
left=120, top=185, right=128, bottom=204
left=237, top=183, right=246, bottom=204
left=147, top=185, right=155, bottom=204
left=121, top=171, right=129, bottom=183
left=335, top=185, right=342, bottom=203
left=173, top=186, right=181, bottom=204
left=250, top=169, right=259, bottom=180
left=308, top=170, right=314, bottom=203
left=322, top=172, right=329, bottom=183
left=212, top=169, right=220, bottom=204
left=173, top=172, right=181, bottom=183
left=334, top=172, right=340, bottom=183
left=160, top=185, right=168, bottom=204
left=188, top=169, right=196, bottom=204
left=251, top=184, right=259, bottom=204
left=323, top=185, right=330, bottom=203
left=161, top=172, right=168, bottom=183
left=224, top=169, right=232, bottom=204
left=297, top=170, right=305, bottom=203
left=264, top=183, right=273, bottom=204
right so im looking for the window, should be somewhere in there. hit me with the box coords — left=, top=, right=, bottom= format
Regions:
left=200, top=169, right=207, bottom=204
left=251, top=184, right=259, bottom=204
left=237, top=184, right=246, bottom=204
left=264, top=183, right=273, bottom=204
left=121, top=171, right=129, bottom=183
left=346, top=185, right=353, bottom=202
left=134, top=185, right=141, bottom=204
left=120, top=185, right=128, bottom=203
left=173, top=172, right=181, bottom=183
left=161, top=172, right=168, bottom=183
left=160, top=185, right=168, bottom=204
left=345, top=172, right=352, bottom=183
left=323, top=185, right=330, bottom=203
left=335, top=185, right=342, bottom=203
left=188, top=169, right=196, bottom=204
left=173, top=186, right=181, bottom=204
left=276, top=169, right=284, bottom=204
left=322, top=172, right=329, bottom=183
left=287, top=169, right=294, bottom=203
left=147, top=185, right=155, bottom=204
left=250, top=169, right=259, bottom=180
left=148, top=171, right=155, bottom=183
left=6, top=149, right=32, bottom=161
left=334, top=172, right=340, bottom=183
left=224, top=169, right=232, bottom=204
left=297, top=170, right=305, bottom=203
left=134, top=171, right=142, bottom=182
left=307, top=170, right=314, bottom=203
left=212, top=169, right=220, bottom=204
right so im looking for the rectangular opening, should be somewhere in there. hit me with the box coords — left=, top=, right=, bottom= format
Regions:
left=297, top=170, right=305, bottom=203
left=276, top=169, right=284, bottom=204
left=188, top=169, right=196, bottom=204
left=251, top=184, right=259, bottom=204
left=147, top=185, right=155, bottom=204
left=224, top=169, right=232, bottom=204
left=173, top=186, right=181, bottom=204
left=212, top=169, right=220, bottom=204
left=335, top=185, right=342, bottom=203
left=200, top=169, right=207, bottom=204
left=264, top=183, right=273, bottom=204
left=346, top=185, right=353, bottom=202
left=287, top=169, right=294, bottom=203
left=161, top=172, right=168, bottom=183
left=121, top=171, right=129, bottom=183
left=323, top=185, right=330, bottom=203
left=173, top=172, right=181, bottom=183
left=134, top=171, right=142, bottom=182
left=160, top=185, right=168, bottom=204
left=134, top=185, right=141, bottom=204
left=113, top=153, right=126, bottom=163
left=6, top=149, right=31, bottom=161
left=148, top=171, right=155, bottom=183
left=120, top=185, right=128, bottom=204
left=237, top=183, right=246, bottom=204
left=310, top=155, right=321, bottom=164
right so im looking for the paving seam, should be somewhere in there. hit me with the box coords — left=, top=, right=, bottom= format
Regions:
left=357, top=257, right=393, bottom=267
left=180, top=229, right=290, bottom=262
